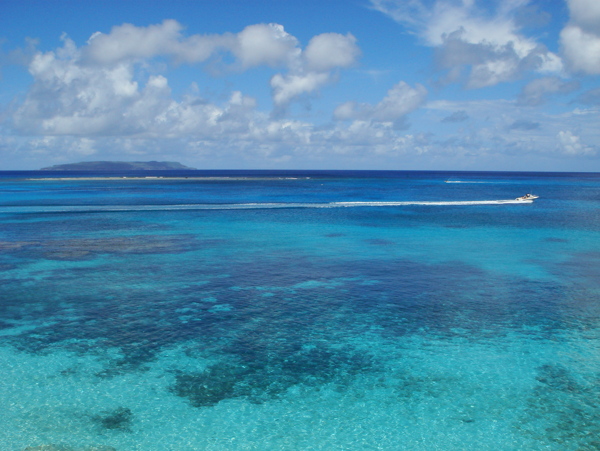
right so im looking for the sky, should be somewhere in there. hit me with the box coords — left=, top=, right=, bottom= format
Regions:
left=0, top=0, right=599, bottom=171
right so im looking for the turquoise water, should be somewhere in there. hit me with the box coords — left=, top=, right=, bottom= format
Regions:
left=1, top=170, right=599, bottom=450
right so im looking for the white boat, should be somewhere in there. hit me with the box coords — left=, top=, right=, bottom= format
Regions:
left=515, top=193, right=538, bottom=201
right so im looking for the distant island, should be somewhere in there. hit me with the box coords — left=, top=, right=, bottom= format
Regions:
left=41, top=161, right=196, bottom=171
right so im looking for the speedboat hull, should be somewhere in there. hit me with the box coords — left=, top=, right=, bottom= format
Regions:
left=515, top=194, right=539, bottom=201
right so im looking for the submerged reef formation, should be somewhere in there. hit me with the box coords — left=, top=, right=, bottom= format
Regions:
left=517, top=364, right=600, bottom=448
left=171, top=346, right=377, bottom=407
left=91, top=407, right=134, bottom=432
left=1, top=235, right=203, bottom=261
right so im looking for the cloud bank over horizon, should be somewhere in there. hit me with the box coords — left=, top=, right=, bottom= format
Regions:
left=0, top=0, right=598, bottom=171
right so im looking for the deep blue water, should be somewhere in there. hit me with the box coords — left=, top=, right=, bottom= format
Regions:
left=1, top=170, right=599, bottom=450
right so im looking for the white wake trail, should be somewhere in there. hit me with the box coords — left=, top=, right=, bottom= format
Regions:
left=0, top=199, right=534, bottom=214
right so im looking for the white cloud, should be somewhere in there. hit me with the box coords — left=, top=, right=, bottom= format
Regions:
left=372, top=82, right=428, bottom=121
left=9, top=100, right=600, bottom=170
left=27, top=136, right=98, bottom=159
left=233, top=23, right=300, bottom=69
left=10, top=20, right=363, bottom=140
left=371, top=0, right=563, bottom=87
left=559, top=0, right=600, bottom=74
left=12, top=35, right=263, bottom=139
left=270, top=72, right=332, bottom=107
left=565, top=29, right=600, bottom=75
left=560, top=27, right=600, bottom=75
left=84, top=20, right=235, bottom=65
left=304, top=33, right=360, bottom=72
left=557, top=130, right=595, bottom=155
left=6, top=14, right=599, bottom=171
left=83, top=21, right=305, bottom=70
left=268, top=31, right=361, bottom=108
left=566, top=0, right=600, bottom=33
left=334, top=81, right=427, bottom=124
left=423, top=99, right=600, bottom=166
left=85, top=20, right=183, bottom=64
left=18, top=20, right=362, bottom=131
left=14, top=38, right=145, bottom=135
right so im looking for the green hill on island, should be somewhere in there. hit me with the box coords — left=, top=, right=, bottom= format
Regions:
left=41, top=161, right=196, bottom=171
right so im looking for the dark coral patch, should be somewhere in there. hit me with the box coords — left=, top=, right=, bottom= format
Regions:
left=91, top=407, right=134, bottom=432
left=42, top=235, right=201, bottom=260
left=517, top=364, right=600, bottom=448
left=171, top=346, right=378, bottom=407
left=535, top=364, right=582, bottom=392
left=2, top=235, right=216, bottom=261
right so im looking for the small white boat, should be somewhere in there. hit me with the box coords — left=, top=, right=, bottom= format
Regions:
left=515, top=193, right=538, bottom=201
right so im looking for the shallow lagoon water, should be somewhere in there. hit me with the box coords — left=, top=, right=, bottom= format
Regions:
left=1, top=170, right=599, bottom=450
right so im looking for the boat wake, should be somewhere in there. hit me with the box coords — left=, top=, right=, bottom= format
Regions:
left=444, top=180, right=500, bottom=184
left=0, top=199, right=535, bottom=214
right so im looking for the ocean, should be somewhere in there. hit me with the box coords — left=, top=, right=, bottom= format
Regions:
left=1, top=170, right=599, bottom=450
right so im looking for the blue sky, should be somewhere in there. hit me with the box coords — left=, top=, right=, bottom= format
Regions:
left=0, top=0, right=599, bottom=171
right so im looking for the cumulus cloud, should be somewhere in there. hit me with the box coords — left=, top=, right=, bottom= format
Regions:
left=83, top=20, right=233, bottom=65
left=557, top=130, right=596, bottom=155
left=232, top=23, right=300, bottom=69
left=12, top=34, right=265, bottom=139
left=371, top=0, right=563, bottom=88
left=269, top=31, right=361, bottom=109
left=560, top=0, right=600, bottom=74
left=14, top=37, right=146, bottom=135
left=10, top=20, right=362, bottom=140
left=10, top=13, right=598, bottom=170
left=270, top=72, right=332, bottom=107
left=334, top=81, right=427, bottom=126
left=517, top=77, right=580, bottom=106
left=82, top=20, right=360, bottom=109
left=83, top=21, right=307, bottom=70
left=303, top=33, right=360, bottom=72
left=6, top=21, right=362, bottom=165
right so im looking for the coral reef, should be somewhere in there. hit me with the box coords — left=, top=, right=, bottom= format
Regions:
left=91, top=407, right=134, bottom=432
